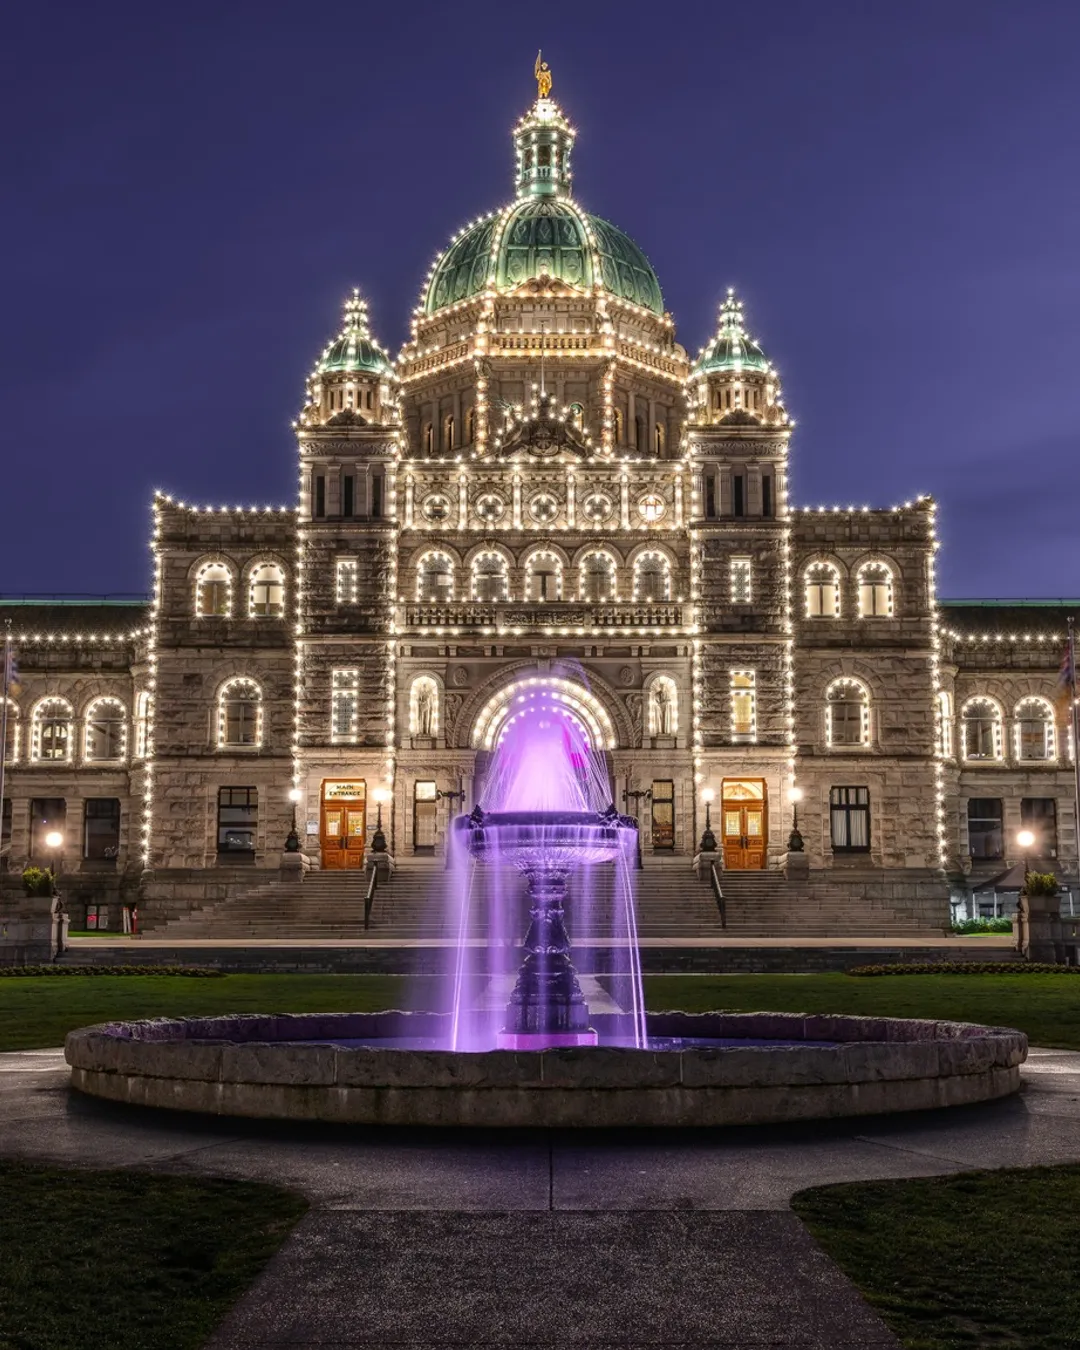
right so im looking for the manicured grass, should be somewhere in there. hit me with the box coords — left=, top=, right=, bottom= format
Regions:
left=793, top=1164, right=1080, bottom=1350
left=643, top=973, right=1080, bottom=1049
left=2, top=970, right=1078, bottom=1052
left=0, top=973, right=423, bottom=1051
left=0, top=1159, right=306, bottom=1350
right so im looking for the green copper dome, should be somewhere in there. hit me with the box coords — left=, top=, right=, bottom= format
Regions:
left=317, top=291, right=393, bottom=376
left=421, top=95, right=664, bottom=317
left=693, top=291, right=771, bottom=375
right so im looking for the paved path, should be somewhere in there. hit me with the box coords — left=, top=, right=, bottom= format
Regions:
left=69, top=933, right=1016, bottom=949
left=2, top=1048, right=1079, bottom=1347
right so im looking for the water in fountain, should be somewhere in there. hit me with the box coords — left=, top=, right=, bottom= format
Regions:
left=445, top=690, right=646, bottom=1051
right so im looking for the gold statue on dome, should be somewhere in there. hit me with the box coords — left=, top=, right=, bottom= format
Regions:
left=534, top=50, right=552, bottom=99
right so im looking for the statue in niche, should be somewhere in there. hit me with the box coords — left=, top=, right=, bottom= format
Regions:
left=416, top=684, right=435, bottom=738
left=652, top=682, right=673, bottom=736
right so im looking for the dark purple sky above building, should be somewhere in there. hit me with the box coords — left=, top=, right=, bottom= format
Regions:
left=3, top=0, right=1078, bottom=598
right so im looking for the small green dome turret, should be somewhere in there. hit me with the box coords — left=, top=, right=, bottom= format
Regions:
left=693, top=290, right=771, bottom=375
left=317, top=290, right=393, bottom=377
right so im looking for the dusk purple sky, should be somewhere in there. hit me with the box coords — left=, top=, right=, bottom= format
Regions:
left=3, top=1, right=1078, bottom=598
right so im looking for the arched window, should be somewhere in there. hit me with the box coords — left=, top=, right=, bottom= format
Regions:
left=613, top=408, right=624, bottom=443
left=1016, top=697, right=1055, bottom=762
left=410, top=676, right=439, bottom=737
left=195, top=561, right=232, bottom=617
left=569, top=402, right=584, bottom=429
left=134, top=691, right=152, bottom=760
left=857, top=562, right=894, bottom=617
left=32, top=698, right=74, bottom=762
left=633, top=551, right=671, bottom=602
left=805, top=563, right=841, bottom=618
left=249, top=563, right=285, bottom=618
left=2, top=698, right=19, bottom=764
left=962, top=697, right=1003, bottom=761
left=826, top=679, right=870, bottom=748
left=84, top=697, right=127, bottom=762
left=580, top=551, right=616, bottom=602
left=444, top=414, right=456, bottom=452
left=465, top=407, right=476, bottom=444
left=423, top=423, right=434, bottom=455
left=524, top=550, right=562, bottom=601
left=417, top=551, right=454, bottom=602
left=648, top=676, right=678, bottom=736
left=218, top=678, right=262, bottom=749
left=654, top=422, right=665, bottom=454
left=471, top=552, right=509, bottom=603
left=938, top=691, right=953, bottom=758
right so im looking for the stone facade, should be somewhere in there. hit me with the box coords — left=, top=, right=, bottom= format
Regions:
left=2, top=87, right=1077, bottom=930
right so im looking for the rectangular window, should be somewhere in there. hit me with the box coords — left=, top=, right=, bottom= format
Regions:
left=762, top=474, right=774, bottom=518
left=314, top=475, right=326, bottom=518
left=335, top=558, right=359, bottom=605
left=730, top=557, right=752, bottom=605
left=1021, top=798, right=1057, bottom=858
left=967, top=798, right=1004, bottom=860
left=331, top=669, right=360, bottom=743
left=730, top=670, right=756, bottom=741
left=705, top=475, right=716, bottom=519
left=413, top=780, right=437, bottom=851
left=343, top=475, right=355, bottom=518
left=29, top=798, right=66, bottom=861
left=84, top=798, right=121, bottom=860
left=732, top=473, right=746, bottom=518
left=830, top=786, right=870, bottom=852
left=372, top=474, right=383, bottom=519
left=650, top=779, right=675, bottom=850
left=217, top=787, right=257, bottom=857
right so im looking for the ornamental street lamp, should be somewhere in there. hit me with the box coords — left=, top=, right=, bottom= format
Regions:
left=699, top=787, right=717, bottom=853
left=44, top=829, right=64, bottom=889
left=788, top=786, right=805, bottom=853
left=371, top=788, right=391, bottom=854
left=285, top=787, right=303, bottom=853
left=1017, top=828, right=1036, bottom=884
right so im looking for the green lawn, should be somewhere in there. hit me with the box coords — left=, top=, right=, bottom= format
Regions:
left=644, top=973, right=1080, bottom=1050
left=0, top=1160, right=306, bottom=1350
left=1, top=970, right=1078, bottom=1052
left=793, top=1164, right=1080, bottom=1350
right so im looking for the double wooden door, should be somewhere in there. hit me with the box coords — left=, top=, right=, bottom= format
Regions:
left=721, top=781, right=767, bottom=870
left=320, top=794, right=366, bottom=870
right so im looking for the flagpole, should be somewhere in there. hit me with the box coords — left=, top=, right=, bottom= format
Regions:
left=1069, top=616, right=1080, bottom=906
left=0, top=619, right=10, bottom=869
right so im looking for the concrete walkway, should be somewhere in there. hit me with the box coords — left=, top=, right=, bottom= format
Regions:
left=70, top=933, right=1016, bottom=948
left=2, top=1047, right=1079, bottom=1347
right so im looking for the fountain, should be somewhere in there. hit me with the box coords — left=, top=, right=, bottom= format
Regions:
left=64, top=683, right=1029, bottom=1127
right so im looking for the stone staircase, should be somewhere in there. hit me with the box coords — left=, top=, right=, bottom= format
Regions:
left=143, top=850, right=944, bottom=941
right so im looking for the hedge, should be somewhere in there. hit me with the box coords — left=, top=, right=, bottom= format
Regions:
left=847, top=961, right=1079, bottom=977
left=0, top=965, right=224, bottom=978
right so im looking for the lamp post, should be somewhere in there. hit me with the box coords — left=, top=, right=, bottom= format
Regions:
left=285, top=787, right=303, bottom=852
left=44, top=829, right=64, bottom=889
left=699, top=787, right=717, bottom=853
left=1017, top=828, right=1035, bottom=885
left=371, top=788, right=391, bottom=854
left=621, top=787, right=651, bottom=870
left=788, top=786, right=805, bottom=853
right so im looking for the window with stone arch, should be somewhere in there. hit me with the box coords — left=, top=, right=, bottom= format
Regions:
left=248, top=562, right=286, bottom=618
left=410, top=676, right=439, bottom=738
left=633, top=551, right=671, bottom=602
left=134, top=690, right=152, bottom=759
left=2, top=698, right=20, bottom=764
left=648, top=676, right=678, bottom=736
left=32, top=697, right=74, bottom=763
left=1015, top=696, right=1056, bottom=763
left=416, top=551, right=454, bottom=603
left=465, top=407, right=476, bottom=445
left=961, top=697, right=1003, bottom=762
left=857, top=561, right=894, bottom=617
left=524, top=550, right=562, bottom=601
left=84, top=697, right=127, bottom=762
left=825, top=679, right=871, bottom=749
left=444, top=414, right=456, bottom=452
left=217, top=678, right=263, bottom=749
left=612, top=408, right=624, bottom=443
left=470, top=551, right=509, bottom=603
left=569, top=402, right=584, bottom=430
left=194, top=560, right=233, bottom=617
left=579, top=550, right=617, bottom=602
left=937, top=690, right=954, bottom=758
left=805, top=562, right=841, bottom=618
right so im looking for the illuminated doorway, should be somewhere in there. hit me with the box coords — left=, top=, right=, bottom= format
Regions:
left=320, top=779, right=366, bottom=869
left=721, top=778, right=767, bottom=870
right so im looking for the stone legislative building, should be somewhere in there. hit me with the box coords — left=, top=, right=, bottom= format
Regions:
left=2, top=73, right=1077, bottom=935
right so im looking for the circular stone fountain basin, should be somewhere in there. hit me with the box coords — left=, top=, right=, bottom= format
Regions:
left=65, top=1011, right=1027, bottom=1128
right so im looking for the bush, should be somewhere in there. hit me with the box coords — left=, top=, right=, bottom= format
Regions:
left=20, top=866, right=55, bottom=898
left=951, top=917, right=1013, bottom=934
left=0, top=965, right=224, bottom=978
left=1025, top=871, right=1060, bottom=897
left=847, top=961, right=1080, bottom=976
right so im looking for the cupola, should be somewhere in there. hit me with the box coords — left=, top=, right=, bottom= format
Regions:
left=299, top=290, right=398, bottom=427
left=689, top=290, right=789, bottom=427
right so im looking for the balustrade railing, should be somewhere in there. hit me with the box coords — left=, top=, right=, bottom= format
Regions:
left=402, top=601, right=688, bottom=629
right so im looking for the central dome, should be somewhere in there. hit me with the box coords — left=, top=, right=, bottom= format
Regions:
left=422, top=94, right=664, bottom=318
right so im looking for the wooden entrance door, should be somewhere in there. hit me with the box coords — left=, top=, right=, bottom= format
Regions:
left=721, top=780, right=767, bottom=870
left=320, top=780, right=366, bottom=869
left=650, top=780, right=675, bottom=850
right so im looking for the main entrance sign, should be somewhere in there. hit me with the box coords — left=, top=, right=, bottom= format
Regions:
left=320, top=779, right=366, bottom=869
